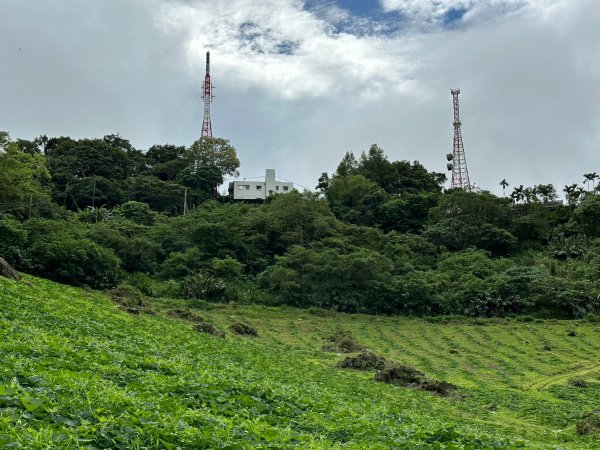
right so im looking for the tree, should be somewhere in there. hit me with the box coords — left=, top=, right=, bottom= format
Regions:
left=499, top=179, right=509, bottom=197
left=511, top=185, right=524, bottom=204
left=534, top=184, right=557, bottom=204
left=315, top=172, right=330, bottom=195
left=425, top=190, right=516, bottom=255
left=177, top=164, right=223, bottom=195
left=570, top=195, right=600, bottom=237
left=0, top=131, right=51, bottom=216
left=335, top=151, right=358, bottom=177
left=583, top=173, right=598, bottom=191
left=125, top=176, right=187, bottom=214
left=188, top=137, right=240, bottom=179
left=146, top=144, right=188, bottom=181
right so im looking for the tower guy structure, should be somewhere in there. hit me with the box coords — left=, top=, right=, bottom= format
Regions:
left=201, top=51, right=214, bottom=139
left=446, top=88, right=471, bottom=191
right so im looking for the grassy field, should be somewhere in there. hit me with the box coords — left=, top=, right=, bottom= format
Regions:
left=1, top=275, right=600, bottom=448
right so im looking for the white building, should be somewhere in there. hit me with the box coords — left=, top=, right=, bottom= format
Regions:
left=229, top=169, right=294, bottom=201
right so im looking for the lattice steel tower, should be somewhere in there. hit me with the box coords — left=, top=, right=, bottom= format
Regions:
left=446, top=88, right=471, bottom=190
left=201, top=51, right=214, bottom=138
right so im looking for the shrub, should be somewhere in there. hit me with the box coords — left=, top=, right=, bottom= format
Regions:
left=115, top=201, right=158, bottom=226
left=576, top=409, right=600, bottom=436
left=0, top=214, right=27, bottom=264
left=23, top=236, right=121, bottom=289
left=181, top=272, right=227, bottom=301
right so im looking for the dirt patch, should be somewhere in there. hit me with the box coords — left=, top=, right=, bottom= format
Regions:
left=323, top=331, right=367, bottom=353
left=577, top=409, right=600, bottom=436
left=337, top=352, right=387, bottom=371
left=0, top=257, right=20, bottom=281
left=230, top=322, right=258, bottom=336
left=569, top=377, right=590, bottom=388
left=167, top=309, right=205, bottom=323
left=108, top=284, right=153, bottom=315
left=375, top=365, right=457, bottom=397
left=194, top=322, right=225, bottom=338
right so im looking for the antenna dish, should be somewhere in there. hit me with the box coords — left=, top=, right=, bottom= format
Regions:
left=447, top=163, right=453, bottom=171
left=446, top=153, right=453, bottom=161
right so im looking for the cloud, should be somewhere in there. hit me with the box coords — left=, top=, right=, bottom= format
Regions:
left=0, top=0, right=598, bottom=198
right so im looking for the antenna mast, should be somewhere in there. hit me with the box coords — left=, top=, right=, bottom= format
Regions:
left=201, top=51, right=214, bottom=139
left=446, top=89, right=471, bottom=190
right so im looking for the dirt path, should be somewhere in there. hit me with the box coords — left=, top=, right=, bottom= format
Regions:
left=528, top=362, right=600, bottom=391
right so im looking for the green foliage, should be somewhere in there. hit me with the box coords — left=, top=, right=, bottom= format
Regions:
left=188, top=136, right=240, bottom=178
left=0, top=132, right=51, bottom=217
left=181, top=271, right=227, bottom=301
left=0, top=214, right=27, bottom=263
left=88, top=220, right=162, bottom=274
left=570, top=194, right=600, bottom=237
left=260, top=244, right=397, bottom=313
left=125, top=175, right=187, bottom=214
left=2, top=275, right=599, bottom=448
left=23, top=235, right=121, bottom=288
left=425, top=190, right=517, bottom=255
left=115, top=201, right=158, bottom=226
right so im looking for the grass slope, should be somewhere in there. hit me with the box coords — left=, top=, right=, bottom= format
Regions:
left=1, top=275, right=599, bottom=449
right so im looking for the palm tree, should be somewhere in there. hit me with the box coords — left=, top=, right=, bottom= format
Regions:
left=499, top=179, right=509, bottom=197
left=564, top=184, right=578, bottom=207
left=583, top=173, right=595, bottom=191
left=511, top=185, right=525, bottom=204
left=591, top=172, right=599, bottom=190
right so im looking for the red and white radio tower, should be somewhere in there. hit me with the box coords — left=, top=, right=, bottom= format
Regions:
left=201, top=51, right=214, bottom=139
left=446, top=88, right=471, bottom=191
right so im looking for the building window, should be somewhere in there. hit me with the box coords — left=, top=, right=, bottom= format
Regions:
left=275, top=186, right=279, bottom=191
left=269, top=190, right=273, bottom=195
left=245, top=185, right=250, bottom=190
left=238, top=185, right=245, bottom=190
left=283, top=186, right=289, bottom=191
left=256, top=185, right=262, bottom=190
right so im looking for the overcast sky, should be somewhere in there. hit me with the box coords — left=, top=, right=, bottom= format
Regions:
left=1, top=0, right=599, bottom=196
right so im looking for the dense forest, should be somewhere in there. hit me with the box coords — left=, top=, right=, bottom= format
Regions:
left=1, top=130, right=599, bottom=318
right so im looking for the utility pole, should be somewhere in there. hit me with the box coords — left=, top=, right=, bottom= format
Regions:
left=91, top=178, right=97, bottom=209
left=183, top=187, right=188, bottom=216
left=446, top=89, right=472, bottom=191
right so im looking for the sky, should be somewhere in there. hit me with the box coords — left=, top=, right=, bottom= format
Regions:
left=1, top=0, right=599, bottom=196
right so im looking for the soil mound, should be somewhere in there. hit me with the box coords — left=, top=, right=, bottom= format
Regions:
left=375, top=365, right=457, bottom=397
left=323, top=331, right=367, bottom=353
left=167, top=309, right=205, bottom=323
left=0, top=257, right=20, bottom=281
left=577, top=409, right=600, bottom=436
left=230, top=322, right=258, bottom=336
left=194, top=322, right=225, bottom=338
left=375, top=365, right=424, bottom=385
left=108, top=284, right=152, bottom=315
left=337, top=352, right=387, bottom=371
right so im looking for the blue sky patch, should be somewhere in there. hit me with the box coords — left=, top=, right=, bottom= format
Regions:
left=442, top=7, right=468, bottom=27
left=303, top=0, right=403, bottom=36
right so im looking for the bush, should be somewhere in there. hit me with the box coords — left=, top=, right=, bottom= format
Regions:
left=115, top=201, right=158, bottom=225
left=23, top=236, right=121, bottom=289
left=576, top=409, right=600, bottom=436
left=181, top=272, right=227, bottom=301
left=0, top=214, right=27, bottom=264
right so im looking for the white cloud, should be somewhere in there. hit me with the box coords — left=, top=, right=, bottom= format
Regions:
left=157, top=0, right=418, bottom=100
left=0, top=0, right=598, bottom=197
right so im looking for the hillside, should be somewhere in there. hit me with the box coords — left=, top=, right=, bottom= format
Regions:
left=1, top=275, right=600, bottom=448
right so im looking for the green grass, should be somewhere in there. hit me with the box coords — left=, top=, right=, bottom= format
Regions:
left=1, top=276, right=600, bottom=448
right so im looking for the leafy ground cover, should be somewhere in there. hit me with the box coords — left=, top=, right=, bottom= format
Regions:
left=1, top=275, right=600, bottom=448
